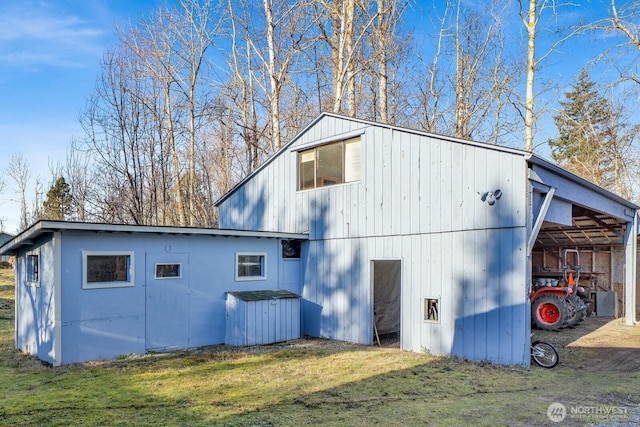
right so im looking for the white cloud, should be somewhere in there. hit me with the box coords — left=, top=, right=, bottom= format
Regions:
left=0, top=1, right=107, bottom=68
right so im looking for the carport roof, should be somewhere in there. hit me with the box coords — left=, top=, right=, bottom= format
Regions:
left=536, top=205, right=630, bottom=247
left=0, top=220, right=308, bottom=255
left=527, top=155, right=639, bottom=248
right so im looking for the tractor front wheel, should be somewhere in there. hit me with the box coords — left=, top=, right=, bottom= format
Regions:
left=532, top=294, right=568, bottom=331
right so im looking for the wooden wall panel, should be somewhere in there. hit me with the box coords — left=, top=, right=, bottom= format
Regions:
left=218, top=115, right=533, bottom=365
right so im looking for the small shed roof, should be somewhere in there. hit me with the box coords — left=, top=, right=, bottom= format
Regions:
left=227, top=290, right=300, bottom=301
left=0, top=220, right=308, bottom=255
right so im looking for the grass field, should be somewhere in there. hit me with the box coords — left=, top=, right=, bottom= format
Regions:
left=1, top=267, right=639, bottom=426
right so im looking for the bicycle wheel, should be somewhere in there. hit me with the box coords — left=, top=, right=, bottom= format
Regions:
left=531, top=340, right=559, bottom=368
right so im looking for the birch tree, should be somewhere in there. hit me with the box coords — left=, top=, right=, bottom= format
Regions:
left=6, top=154, right=31, bottom=231
left=361, top=0, right=409, bottom=124
left=518, top=0, right=581, bottom=151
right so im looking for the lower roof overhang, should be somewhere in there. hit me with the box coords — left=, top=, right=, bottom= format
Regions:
left=0, top=220, right=309, bottom=256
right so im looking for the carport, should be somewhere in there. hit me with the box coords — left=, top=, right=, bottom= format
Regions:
left=527, top=155, right=639, bottom=324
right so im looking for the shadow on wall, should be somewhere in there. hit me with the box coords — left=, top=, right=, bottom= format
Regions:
left=227, top=181, right=268, bottom=231
left=301, top=195, right=367, bottom=344
left=451, top=188, right=530, bottom=366
left=19, top=253, right=55, bottom=364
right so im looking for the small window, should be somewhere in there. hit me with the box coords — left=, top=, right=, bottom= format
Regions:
left=26, top=253, right=39, bottom=284
left=298, top=137, right=361, bottom=190
left=83, top=251, right=134, bottom=289
left=281, top=240, right=301, bottom=259
left=424, top=298, right=439, bottom=322
left=236, top=253, right=266, bottom=281
left=155, top=263, right=181, bottom=279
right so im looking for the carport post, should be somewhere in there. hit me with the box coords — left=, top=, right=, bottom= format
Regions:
left=624, top=210, right=638, bottom=325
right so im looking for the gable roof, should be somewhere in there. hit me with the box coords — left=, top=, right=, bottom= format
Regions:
left=214, top=112, right=530, bottom=206
left=0, top=220, right=308, bottom=256
left=214, top=112, right=640, bottom=213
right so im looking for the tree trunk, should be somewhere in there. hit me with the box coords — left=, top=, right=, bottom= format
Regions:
left=524, top=0, right=536, bottom=151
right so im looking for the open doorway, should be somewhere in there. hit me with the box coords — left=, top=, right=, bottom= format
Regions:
left=372, top=260, right=401, bottom=346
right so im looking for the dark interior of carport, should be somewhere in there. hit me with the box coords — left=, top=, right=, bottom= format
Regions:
left=532, top=203, right=633, bottom=318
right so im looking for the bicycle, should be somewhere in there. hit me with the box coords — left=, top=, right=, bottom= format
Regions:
left=531, top=340, right=559, bottom=368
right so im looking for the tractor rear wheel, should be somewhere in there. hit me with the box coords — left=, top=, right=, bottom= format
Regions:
left=532, top=294, right=568, bottom=331
left=566, top=295, right=587, bottom=328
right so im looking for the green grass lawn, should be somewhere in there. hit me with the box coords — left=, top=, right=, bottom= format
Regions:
left=0, top=267, right=639, bottom=426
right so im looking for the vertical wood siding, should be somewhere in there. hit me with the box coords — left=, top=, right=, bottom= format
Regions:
left=218, top=115, right=531, bottom=365
left=225, top=294, right=301, bottom=346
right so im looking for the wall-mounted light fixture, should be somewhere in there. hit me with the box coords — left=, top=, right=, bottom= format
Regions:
left=479, top=189, right=502, bottom=206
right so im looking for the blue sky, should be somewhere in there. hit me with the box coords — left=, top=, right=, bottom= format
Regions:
left=0, top=0, right=628, bottom=234
left=0, top=0, right=159, bottom=232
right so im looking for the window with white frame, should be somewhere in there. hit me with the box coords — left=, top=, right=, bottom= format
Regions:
left=83, top=251, right=134, bottom=289
left=155, top=263, right=181, bottom=279
left=298, top=136, right=361, bottom=190
left=236, top=252, right=266, bottom=281
left=26, top=252, right=39, bottom=284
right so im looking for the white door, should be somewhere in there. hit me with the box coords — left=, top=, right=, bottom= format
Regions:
left=145, top=253, right=189, bottom=350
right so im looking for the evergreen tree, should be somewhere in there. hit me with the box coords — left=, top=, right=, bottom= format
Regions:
left=549, top=69, right=634, bottom=198
left=41, top=177, right=72, bottom=221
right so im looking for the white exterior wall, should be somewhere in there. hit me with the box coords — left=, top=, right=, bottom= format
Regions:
left=218, top=115, right=531, bottom=365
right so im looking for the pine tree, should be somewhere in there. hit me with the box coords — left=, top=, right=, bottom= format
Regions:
left=41, top=177, right=72, bottom=221
left=549, top=69, right=634, bottom=198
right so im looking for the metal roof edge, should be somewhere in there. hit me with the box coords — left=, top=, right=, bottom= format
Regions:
left=0, top=220, right=308, bottom=255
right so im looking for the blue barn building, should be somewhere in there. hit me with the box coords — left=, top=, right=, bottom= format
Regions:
left=2, top=113, right=638, bottom=366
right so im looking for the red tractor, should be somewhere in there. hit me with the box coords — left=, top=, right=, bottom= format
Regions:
left=530, top=249, right=588, bottom=331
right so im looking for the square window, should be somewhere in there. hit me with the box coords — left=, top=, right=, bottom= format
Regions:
left=26, top=253, right=39, bottom=284
left=424, top=298, right=439, bottom=322
left=155, top=263, right=181, bottom=279
left=236, top=253, right=266, bottom=281
left=281, top=240, right=301, bottom=259
left=83, top=251, right=134, bottom=289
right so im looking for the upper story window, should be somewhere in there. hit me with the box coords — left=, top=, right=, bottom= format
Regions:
left=298, top=137, right=361, bottom=190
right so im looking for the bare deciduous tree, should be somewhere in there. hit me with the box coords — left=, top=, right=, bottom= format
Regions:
left=6, top=154, right=31, bottom=231
left=518, top=0, right=581, bottom=151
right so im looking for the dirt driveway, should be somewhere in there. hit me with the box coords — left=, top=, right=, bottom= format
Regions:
left=532, top=315, right=640, bottom=372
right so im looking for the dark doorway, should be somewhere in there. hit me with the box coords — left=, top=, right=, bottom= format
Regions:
left=372, top=260, right=401, bottom=345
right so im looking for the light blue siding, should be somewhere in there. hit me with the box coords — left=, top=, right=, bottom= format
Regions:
left=218, top=114, right=531, bottom=366
left=225, top=293, right=301, bottom=346
left=15, top=236, right=57, bottom=365
left=13, top=230, right=299, bottom=365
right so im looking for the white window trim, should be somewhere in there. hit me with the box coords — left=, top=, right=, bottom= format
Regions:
left=293, top=129, right=365, bottom=152
left=82, top=251, right=135, bottom=289
left=26, top=249, right=40, bottom=287
left=235, top=252, right=267, bottom=281
left=297, top=136, right=362, bottom=191
left=154, top=263, right=182, bottom=279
